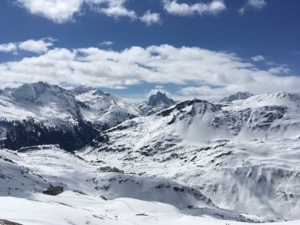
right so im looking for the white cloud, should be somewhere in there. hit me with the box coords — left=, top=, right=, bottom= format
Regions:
left=268, top=66, right=291, bottom=75
left=14, top=0, right=226, bottom=24
left=0, top=43, right=17, bottom=53
left=15, top=0, right=84, bottom=23
left=19, top=38, right=54, bottom=53
left=15, top=0, right=153, bottom=22
left=179, top=86, right=224, bottom=101
left=239, top=0, right=267, bottom=15
left=90, top=0, right=137, bottom=20
left=61, top=0, right=138, bottom=20
left=248, top=0, right=267, bottom=9
left=163, top=0, right=226, bottom=16
left=0, top=44, right=299, bottom=100
left=140, top=11, right=161, bottom=26
left=0, top=38, right=54, bottom=55
left=251, top=55, right=265, bottom=62
left=147, top=85, right=172, bottom=98
left=99, top=41, right=114, bottom=46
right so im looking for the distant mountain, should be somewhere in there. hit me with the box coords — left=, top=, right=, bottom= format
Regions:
left=0, top=82, right=147, bottom=151
left=219, top=91, right=253, bottom=103
left=89, top=92, right=300, bottom=152
left=73, top=87, right=140, bottom=131
left=0, top=82, right=98, bottom=151
left=138, top=91, right=176, bottom=115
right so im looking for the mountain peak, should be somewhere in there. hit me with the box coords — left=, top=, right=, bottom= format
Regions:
left=148, top=91, right=175, bottom=107
left=138, top=92, right=176, bottom=116
left=219, top=91, right=253, bottom=103
left=11, top=82, right=71, bottom=103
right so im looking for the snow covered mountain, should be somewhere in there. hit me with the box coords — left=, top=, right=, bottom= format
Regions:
left=73, top=87, right=140, bottom=131
left=0, top=82, right=143, bottom=151
left=0, top=82, right=98, bottom=151
left=138, top=91, right=176, bottom=115
left=79, top=92, right=300, bottom=220
left=0, top=83, right=299, bottom=224
left=219, top=91, right=253, bottom=103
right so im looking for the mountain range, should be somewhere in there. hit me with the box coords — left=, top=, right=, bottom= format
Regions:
left=0, top=82, right=299, bottom=224
left=0, top=82, right=175, bottom=151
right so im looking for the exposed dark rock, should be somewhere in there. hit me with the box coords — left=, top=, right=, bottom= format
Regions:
left=0, top=219, right=23, bottom=225
left=43, top=186, right=64, bottom=196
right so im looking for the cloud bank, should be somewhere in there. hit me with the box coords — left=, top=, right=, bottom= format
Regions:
left=13, top=0, right=230, bottom=25
left=0, top=39, right=299, bottom=100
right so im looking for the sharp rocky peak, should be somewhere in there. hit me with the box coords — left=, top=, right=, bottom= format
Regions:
left=148, top=91, right=175, bottom=107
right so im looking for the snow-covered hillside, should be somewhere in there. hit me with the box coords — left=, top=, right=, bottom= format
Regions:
left=73, top=87, right=140, bottom=131
left=0, top=85, right=299, bottom=224
left=0, top=82, right=98, bottom=151
left=0, top=83, right=178, bottom=151
left=79, top=92, right=300, bottom=221
left=219, top=91, right=253, bottom=103
left=0, top=83, right=141, bottom=151
left=0, top=145, right=276, bottom=225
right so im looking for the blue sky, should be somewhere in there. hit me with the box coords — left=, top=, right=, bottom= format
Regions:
left=0, top=0, right=299, bottom=100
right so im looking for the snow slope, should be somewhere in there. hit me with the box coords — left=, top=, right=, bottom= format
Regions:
left=0, top=145, right=276, bottom=225
left=219, top=92, right=253, bottom=103
left=0, top=82, right=98, bottom=151
left=79, top=92, right=300, bottom=221
left=0, top=82, right=141, bottom=151
left=74, top=87, right=140, bottom=131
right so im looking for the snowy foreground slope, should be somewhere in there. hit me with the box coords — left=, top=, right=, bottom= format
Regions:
left=79, top=92, right=300, bottom=221
left=0, top=145, right=299, bottom=225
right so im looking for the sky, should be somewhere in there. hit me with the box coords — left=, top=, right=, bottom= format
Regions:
left=0, top=0, right=300, bottom=100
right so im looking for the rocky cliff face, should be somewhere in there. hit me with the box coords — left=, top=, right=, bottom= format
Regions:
left=138, top=91, right=176, bottom=115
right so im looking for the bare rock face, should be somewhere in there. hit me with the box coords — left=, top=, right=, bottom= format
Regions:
left=138, top=91, right=176, bottom=116
left=43, top=186, right=64, bottom=196
left=0, top=219, right=23, bottom=225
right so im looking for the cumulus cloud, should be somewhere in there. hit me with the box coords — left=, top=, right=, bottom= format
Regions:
left=15, top=0, right=84, bottom=23
left=18, top=38, right=54, bottom=53
left=163, top=0, right=226, bottom=16
left=88, top=0, right=137, bottom=20
left=0, top=43, right=299, bottom=100
left=14, top=0, right=163, bottom=24
left=0, top=38, right=54, bottom=54
left=0, top=43, right=17, bottom=53
left=147, top=85, right=172, bottom=97
left=268, top=66, right=291, bottom=75
left=239, top=0, right=267, bottom=15
left=140, top=11, right=161, bottom=25
left=251, top=55, right=265, bottom=62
